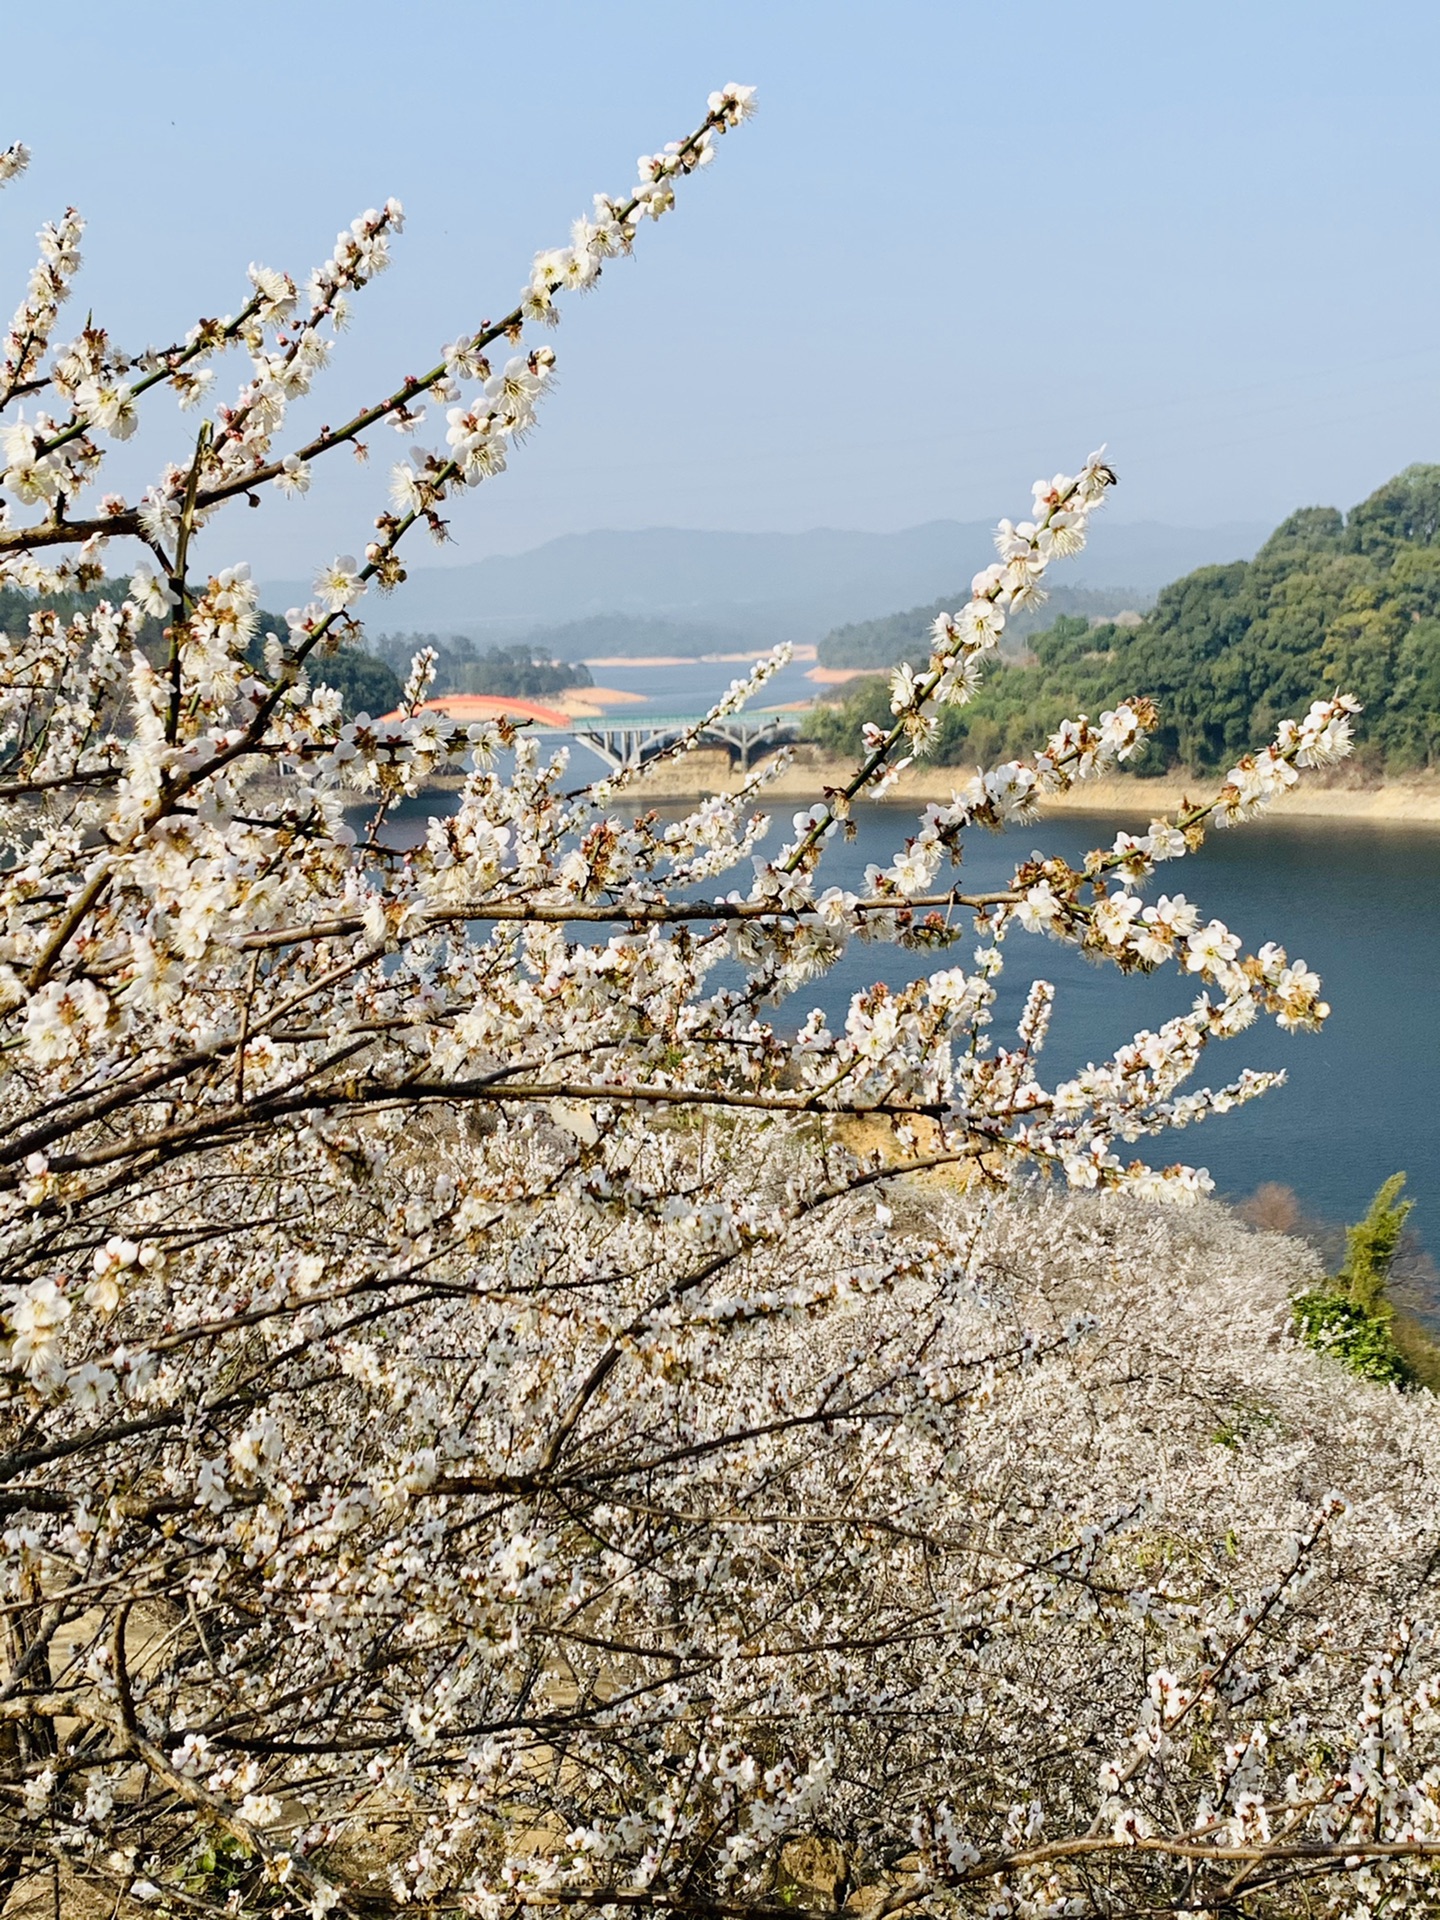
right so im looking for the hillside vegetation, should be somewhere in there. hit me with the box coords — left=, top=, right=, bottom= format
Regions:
left=808, top=465, right=1440, bottom=774
left=0, top=578, right=403, bottom=718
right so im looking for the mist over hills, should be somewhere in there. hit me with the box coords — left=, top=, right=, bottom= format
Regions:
left=262, top=519, right=1267, bottom=651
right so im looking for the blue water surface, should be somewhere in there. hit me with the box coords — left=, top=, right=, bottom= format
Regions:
left=380, top=782, right=1440, bottom=1262
left=786, top=808, right=1440, bottom=1257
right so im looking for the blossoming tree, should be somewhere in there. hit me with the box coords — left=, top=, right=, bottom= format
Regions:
left=1, top=93, right=1436, bottom=1920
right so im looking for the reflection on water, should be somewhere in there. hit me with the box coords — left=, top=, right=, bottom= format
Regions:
left=376, top=786, right=1440, bottom=1262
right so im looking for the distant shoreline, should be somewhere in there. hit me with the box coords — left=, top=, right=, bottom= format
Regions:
left=582, top=645, right=820, bottom=669
left=623, top=747, right=1440, bottom=824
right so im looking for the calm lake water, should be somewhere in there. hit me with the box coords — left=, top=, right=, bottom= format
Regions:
left=554, top=656, right=1440, bottom=1258
left=386, top=776, right=1440, bottom=1265
left=577, top=651, right=821, bottom=714
left=783, top=808, right=1440, bottom=1262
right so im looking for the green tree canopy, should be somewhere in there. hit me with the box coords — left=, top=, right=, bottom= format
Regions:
left=807, top=466, right=1440, bottom=774
left=309, top=644, right=404, bottom=717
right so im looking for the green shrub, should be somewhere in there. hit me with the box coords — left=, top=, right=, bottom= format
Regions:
left=1291, top=1286, right=1410, bottom=1387
left=1293, top=1174, right=1424, bottom=1388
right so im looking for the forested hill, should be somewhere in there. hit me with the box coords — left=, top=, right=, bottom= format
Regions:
left=807, top=465, right=1440, bottom=775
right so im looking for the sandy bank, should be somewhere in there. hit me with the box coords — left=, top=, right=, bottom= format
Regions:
left=555, top=685, right=647, bottom=717
left=805, top=665, right=874, bottom=686
left=378, top=687, right=647, bottom=724
left=626, top=746, right=1440, bottom=823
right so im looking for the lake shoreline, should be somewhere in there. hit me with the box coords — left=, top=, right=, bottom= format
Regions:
left=616, top=747, right=1440, bottom=823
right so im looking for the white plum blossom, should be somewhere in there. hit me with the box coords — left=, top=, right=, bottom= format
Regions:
left=6, top=1278, right=70, bottom=1380
left=1186, top=917, right=1242, bottom=972
left=313, top=554, right=362, bottom=610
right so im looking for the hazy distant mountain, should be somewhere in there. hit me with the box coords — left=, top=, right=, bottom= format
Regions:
left=263, top=520, right=1267, bottom=648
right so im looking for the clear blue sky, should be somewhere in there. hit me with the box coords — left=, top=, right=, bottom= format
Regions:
left=3, top=0, right=1437, bottom=577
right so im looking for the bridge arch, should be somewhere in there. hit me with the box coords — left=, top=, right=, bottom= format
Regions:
left=539, top=712, right=801, bottom=773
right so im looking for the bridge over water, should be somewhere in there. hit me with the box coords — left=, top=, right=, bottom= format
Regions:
left=528, top=709, right=803, bottom=772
